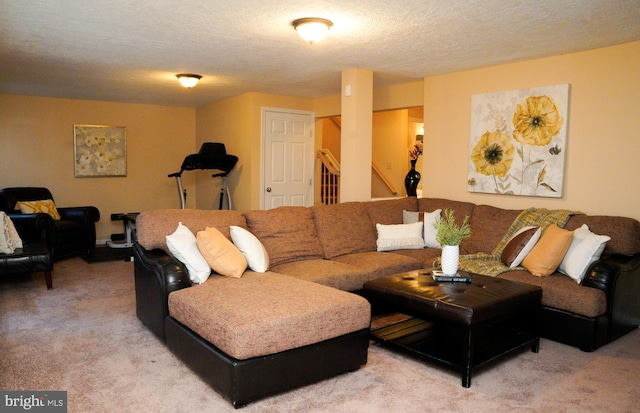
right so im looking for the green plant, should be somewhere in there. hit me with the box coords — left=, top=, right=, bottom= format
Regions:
left=434, top=209, right=472, bottom=246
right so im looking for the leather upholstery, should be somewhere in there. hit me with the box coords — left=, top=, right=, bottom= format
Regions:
left=0, top=187, right=100, bottom=260
left=363, top=271, right=542, bottom=326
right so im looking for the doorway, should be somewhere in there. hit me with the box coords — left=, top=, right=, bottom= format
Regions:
left=261, top=108, right=315, bottom=209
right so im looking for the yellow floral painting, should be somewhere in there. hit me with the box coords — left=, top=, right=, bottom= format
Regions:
left=74, top=125, right=126, bottom=177
left=468, top=84, right=569, bottom=197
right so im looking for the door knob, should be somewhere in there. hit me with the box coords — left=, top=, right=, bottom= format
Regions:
left=266, top=187, right=272, bottom=192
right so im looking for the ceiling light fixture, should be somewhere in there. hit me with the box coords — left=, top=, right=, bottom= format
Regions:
left=291, top=18, right=333, bottom=44
left=176, top=74, right=202, bottom=88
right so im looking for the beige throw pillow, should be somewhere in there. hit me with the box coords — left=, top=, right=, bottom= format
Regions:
left=197, top=227, right=247, bottom=278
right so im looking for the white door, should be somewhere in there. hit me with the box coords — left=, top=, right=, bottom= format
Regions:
left=262, top=108, right=315, bottom=209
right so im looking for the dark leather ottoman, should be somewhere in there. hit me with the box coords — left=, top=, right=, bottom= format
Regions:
left=0, top=243, right=53, bottom=289
left=363, top=269, right=542, bottom=387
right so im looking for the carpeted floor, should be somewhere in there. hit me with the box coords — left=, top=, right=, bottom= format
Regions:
left=1, top=258, right=639, bottom=413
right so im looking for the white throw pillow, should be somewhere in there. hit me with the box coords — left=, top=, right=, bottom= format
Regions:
left=165, top=222, right=211, bottom=284
left=558, top=224, right=611, bottom=283
left=507, top=226, right=542, bottom=268
left=403, top=209, right=442, bottom=248
left=376, top=222, right=424, bottom=252
left=230, top=226, right=270, bottom=272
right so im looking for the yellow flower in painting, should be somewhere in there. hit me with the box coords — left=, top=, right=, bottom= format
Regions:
left=471, top=131, right=514, bottom=177
left=512, top=95, right=563, bottom=146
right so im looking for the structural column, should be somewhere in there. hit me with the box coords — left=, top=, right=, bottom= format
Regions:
left=340, top=68, right=373, bottom=202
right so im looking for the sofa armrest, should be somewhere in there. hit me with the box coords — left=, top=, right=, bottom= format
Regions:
left=58, top=206, right=100, bottom=223
left=585, top=254, right=640, bottom=337
left=133, top=240, right=191, bottom=341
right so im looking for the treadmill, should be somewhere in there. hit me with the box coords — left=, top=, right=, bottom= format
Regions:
left=168, top=143, right=238, bottom=210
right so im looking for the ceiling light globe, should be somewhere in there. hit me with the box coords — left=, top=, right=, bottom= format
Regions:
left=292, top=18, right=333, bottom=44
left=176, top=74, right=202, bottom=88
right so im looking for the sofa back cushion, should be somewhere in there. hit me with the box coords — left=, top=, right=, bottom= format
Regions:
left=366, top=197, right=418, bottom=227
left=418, top=198, right=475, bottom=223
left=136, top=209, right=247, bottom=253
left=313, top=202, right=377, bottom=258
left=564, top=215, right=640, bottom=256
left=465, top=205, right=522, bottom=255
left=244, top=207, right=324, bottom=266
left=417, top=198, right=476, bottom=252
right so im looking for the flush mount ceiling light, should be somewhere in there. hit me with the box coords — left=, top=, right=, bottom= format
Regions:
left=176, top=74, right=202, bottom=88
left=291, top=18, right=333, bottom=44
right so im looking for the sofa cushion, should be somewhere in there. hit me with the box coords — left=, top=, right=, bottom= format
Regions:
left=522, top=224, right=573, bottom=276
left=499, top=271, right=607, bottom=318
left=465, top=204, right=521, bottom=255
left=196, top=227, right=247, bottom=278
left=389, top=248, right=443, bottom=269
left=168, top=271, right=371, bottom=360
left=332, top=251, right=422, bottom=286
left=271, top=259, right=370, bottom=291
left=244, top=207, right=324, bottom=266
left=366, top=197, right=418, bottom=227
left=136, top=209, right=247, bottom=253
left=313, top=202, right=377, bottom=258
left=564, top=215, right=640, bottom=257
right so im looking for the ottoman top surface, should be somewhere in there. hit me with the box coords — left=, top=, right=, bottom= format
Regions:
left=364, top=269, right=542, bottom=325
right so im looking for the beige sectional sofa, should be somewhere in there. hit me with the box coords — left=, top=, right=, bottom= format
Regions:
left=133, top=196, right=640, bottom=406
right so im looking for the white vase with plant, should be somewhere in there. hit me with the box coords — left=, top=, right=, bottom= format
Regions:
left=434, top=209, right=472, bottom=275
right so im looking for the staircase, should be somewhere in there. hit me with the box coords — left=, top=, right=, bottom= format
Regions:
left=316, top=148, right=397, bottom=205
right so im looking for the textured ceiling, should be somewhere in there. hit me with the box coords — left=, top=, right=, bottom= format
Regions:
left=1, top=0, right=639, bottom=108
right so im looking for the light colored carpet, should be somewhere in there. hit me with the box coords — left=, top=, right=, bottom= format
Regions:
left=1, top=258, right=639, bottom=413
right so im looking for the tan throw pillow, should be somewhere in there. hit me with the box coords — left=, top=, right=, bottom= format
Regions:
left=197, top=227, right=247, bottom=278
left=522, top=224, right=574, bottom=276
left=501, top=226, right=541, bottom=268
left=17, top=199, right=61, bottom=220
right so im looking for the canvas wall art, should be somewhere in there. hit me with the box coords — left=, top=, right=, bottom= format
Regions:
left=74, top=125, right=127, bottom=177
left=468, top=84, right=569, bottom=198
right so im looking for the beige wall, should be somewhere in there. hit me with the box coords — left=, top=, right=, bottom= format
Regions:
left=0, top=94, right=196, bottom=241
left=196, top=92, right=314, bottom=212
left=423, top=41, right=640, bottom=221
left=3, top=40, right=638, bottom=246
left=371, top=110, right=409, bottom=198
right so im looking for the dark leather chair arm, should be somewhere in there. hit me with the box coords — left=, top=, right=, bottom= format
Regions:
left=6, top=212, right=55, bottom=246
left=58, top=206, right=100, bottom=223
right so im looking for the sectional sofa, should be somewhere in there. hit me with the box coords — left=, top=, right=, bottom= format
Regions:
left=133, top=197, right=640, bottom=406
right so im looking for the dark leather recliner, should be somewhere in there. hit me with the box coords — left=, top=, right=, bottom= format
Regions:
left=0, top=187, right=100, bottom=261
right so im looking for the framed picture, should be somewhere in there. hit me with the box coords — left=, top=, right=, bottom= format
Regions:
left=74, top=125, right=127, bottom=177
left=467, top=84, right=569, bottom=198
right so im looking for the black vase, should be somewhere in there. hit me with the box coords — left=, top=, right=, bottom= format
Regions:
left=405, top=159, right=421, bottom=197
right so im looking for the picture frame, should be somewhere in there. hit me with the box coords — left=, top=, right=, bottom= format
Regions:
left=467, top=84, right=570, bottom=198
left=74, top=124, right=127, bottom=177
